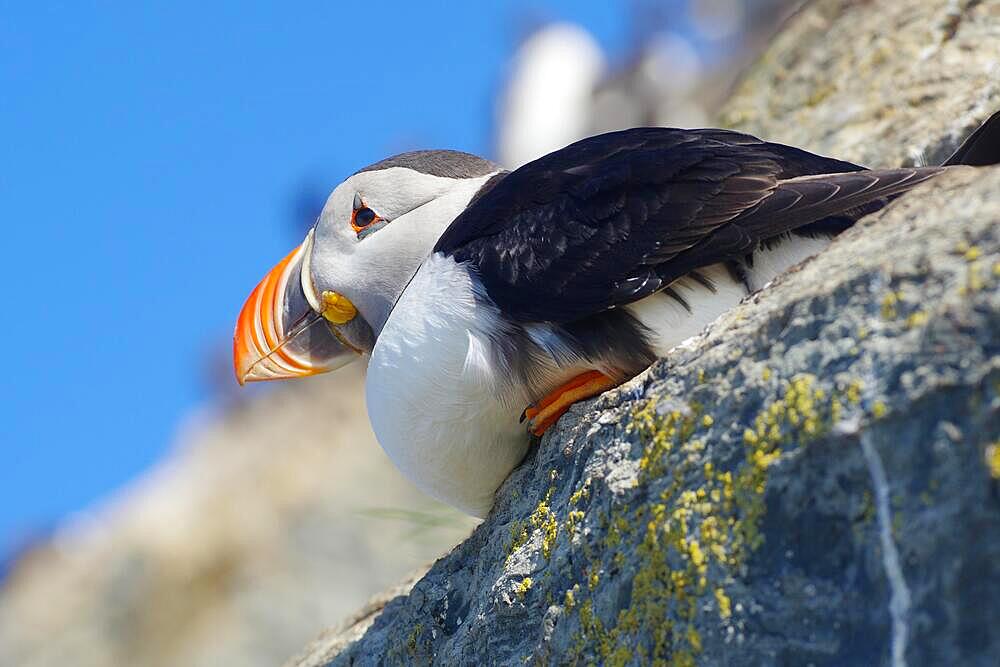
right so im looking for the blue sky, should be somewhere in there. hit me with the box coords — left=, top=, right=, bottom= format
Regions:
left=0, top=2, right=639, bottom=552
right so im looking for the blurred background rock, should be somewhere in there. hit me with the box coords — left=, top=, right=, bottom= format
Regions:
left=0, top=2, right=799, bottom=665
left=496, top=0, right=794, bottom=167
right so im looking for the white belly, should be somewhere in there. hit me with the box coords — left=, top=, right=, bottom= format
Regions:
left=626, top=235, right=833, bottom=356
left=625, top=263, right=746, bottom=357
left=366, top=254, right=530, bottom=518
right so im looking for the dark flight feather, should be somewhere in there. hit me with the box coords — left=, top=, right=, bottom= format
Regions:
left=943, top=109, right=1000, bottom=167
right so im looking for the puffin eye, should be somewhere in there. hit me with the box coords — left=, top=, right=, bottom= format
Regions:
left=355, top=207, right=376, bottom=227
left=350, top=193, right=383, bottom=235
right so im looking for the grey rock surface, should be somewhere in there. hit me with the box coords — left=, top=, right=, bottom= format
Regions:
left=720, top=0, right=1000, bottom=167
left=293, top=164, right=1000, bottom=666
left=0, top=365, right=476, bottom=667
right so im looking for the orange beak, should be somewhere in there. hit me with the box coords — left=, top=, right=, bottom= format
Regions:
left=233, top=236, right=364, bottom=385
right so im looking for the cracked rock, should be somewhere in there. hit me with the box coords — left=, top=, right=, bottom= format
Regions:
left=289, top=1, right=1000, bottom=664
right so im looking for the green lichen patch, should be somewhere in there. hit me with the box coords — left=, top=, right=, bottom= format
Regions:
left=565, top=510, right=585, bottom=537
left=506, top=520, right=530, bottom=565
left=390, top=622, right=431, bottom=664
left=507, top=484, right=560, bottom=564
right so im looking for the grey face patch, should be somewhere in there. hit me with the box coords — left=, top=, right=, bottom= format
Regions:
left=355, top=149, right=502, bottom=179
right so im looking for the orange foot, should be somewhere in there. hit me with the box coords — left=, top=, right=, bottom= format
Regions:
left=521, top=370, right=619, bottom=436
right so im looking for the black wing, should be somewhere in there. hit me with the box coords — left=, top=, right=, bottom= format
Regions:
left=435, top=127, right=941, bottom=323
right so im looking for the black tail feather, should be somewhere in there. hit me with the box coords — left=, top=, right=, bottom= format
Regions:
left=943, top=110, right=1000, bottom=167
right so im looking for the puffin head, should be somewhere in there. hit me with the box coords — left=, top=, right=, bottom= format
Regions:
left=233, top=150, right=503, bottom=384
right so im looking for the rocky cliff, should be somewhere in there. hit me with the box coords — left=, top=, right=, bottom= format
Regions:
left=0, top=366, right=477, bottom=667
left=290, top=1, right=1000, bottom=664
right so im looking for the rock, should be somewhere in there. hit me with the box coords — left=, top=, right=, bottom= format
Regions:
left=293, top=164, right=1000, bottom=667
left=719, top=0, right=1000, bottom=167
left=0, top=364, right=477, bottom=667
left=291, top=0, right=1000, bottom=661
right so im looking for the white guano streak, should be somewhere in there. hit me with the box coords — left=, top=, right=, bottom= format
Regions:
left=860, top=430, right=911, bottom=667
left=860, top=269, right=910, bottom=667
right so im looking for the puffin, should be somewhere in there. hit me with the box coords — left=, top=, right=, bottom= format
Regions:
left=233, top=119, right=999, bottom=517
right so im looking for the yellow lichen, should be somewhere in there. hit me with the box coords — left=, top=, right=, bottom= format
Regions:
left=964, top=246, right=981, bottom=261
left=634, top=402, right=699, bottom=480
left=985, top=442, right=1000, bottom=479
left=880, top=291, right=901, bottom=319
left=564, top=585, right=578, bottom=609
left=872, top=401, right=888, bottom=419
left=530, top=487, right=559, bottom=559
left=566, top=510, right=585, bottom=536
left=905, top=310, right=928, bottom=329
left=686, top=625, right=702, bottom=653
left=569, top=478, right=591, bottom=505
left=805, top=83, right=835, bottom=107
left=515, top=577, right=533, bottom=599
left=846, top=379, right=863, bottom=405
left=961, top=262, right=984, bottom=294
left=714, top=587, right=732, bottom=620
left=564, top=375, right=841, bottom=663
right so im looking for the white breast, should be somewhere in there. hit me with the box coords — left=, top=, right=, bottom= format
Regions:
left=365, top=253, right=530, bottom=518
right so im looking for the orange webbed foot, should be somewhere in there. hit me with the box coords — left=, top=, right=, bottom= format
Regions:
left=521, top=370, right=619, bottom=436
